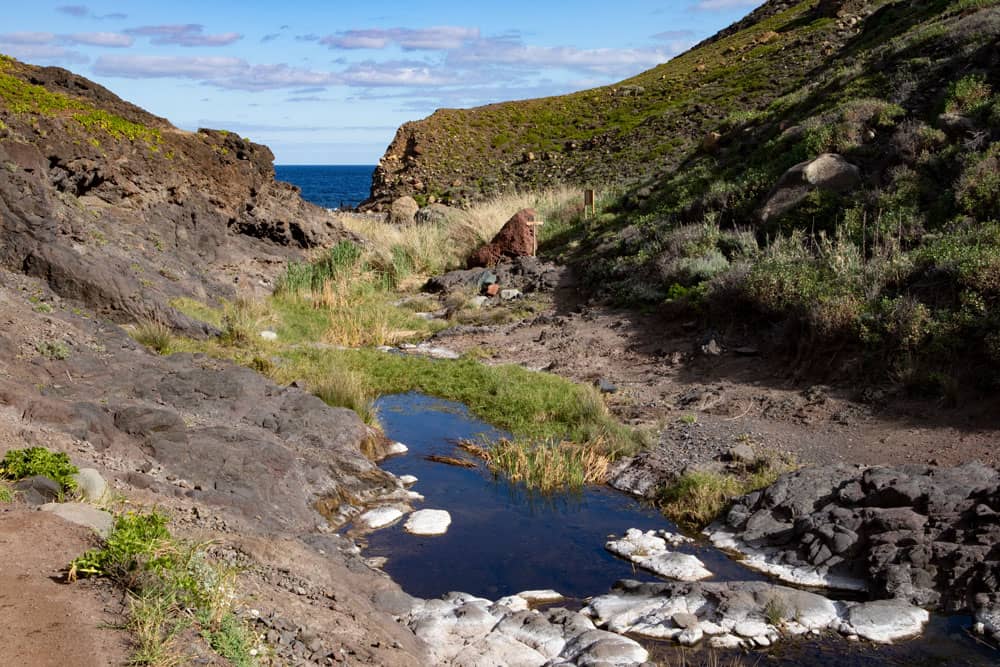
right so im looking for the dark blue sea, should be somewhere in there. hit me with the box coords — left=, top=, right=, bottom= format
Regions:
left=275, top=165, right=375, bottom=210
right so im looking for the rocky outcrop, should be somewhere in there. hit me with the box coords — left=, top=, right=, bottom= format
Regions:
left=389, top=196, right=420, bottom=225
left=707, top=463, right=1000, bottom=619
left=468, top=208, right=539, bottom=268
left=759, top=153, right=861, bottom=221
left=0, top=57, right=350, bottom=333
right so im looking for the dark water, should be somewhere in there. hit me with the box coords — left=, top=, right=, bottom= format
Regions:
left=361, top=392, right=999, bottom=665
left=362, top=393, right=766, bottom=600
left=274, top=164, right=374, bottom=209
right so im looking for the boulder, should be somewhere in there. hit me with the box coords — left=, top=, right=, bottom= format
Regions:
left=13, top=475, right=63, bottom=505
left=415, top=203, right=468, bottom=226
left=40, top=502, right=114, bottom=538
left=72, top=468, right=108, bottom=503
left=404, top=509, right=452, bottom=535
left=389, top=196, right=420, bottom=225
left=468, top=208, right=539, bottom=268
left=760, top=153, right=861, bottom=221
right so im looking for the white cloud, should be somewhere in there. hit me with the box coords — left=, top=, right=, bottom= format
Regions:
left=321, top=26, right=480, bottom=51
left=0, top=32, right=56, bottom=45
left=66, top=32, right=134, bottom=47
left=124, top=24, right=242, bottom=47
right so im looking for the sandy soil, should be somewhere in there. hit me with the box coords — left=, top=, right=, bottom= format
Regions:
left=0, top=508, right=130, bottom=667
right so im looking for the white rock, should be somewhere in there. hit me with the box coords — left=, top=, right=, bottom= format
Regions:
left=40, top=502, right=114, bottom=537
left=405, top=509, right=452, bottom=535
left=359, top=506, right=404, bottom=529
left=259, top=330, right=278, bottom=341
left=709, top=634, right=743, bottom=649
left=678, top=626, right=704, bottom=646
left=468, top=296, right=489, bottom=309
left=606, top=529, right=711, bottom=581
left=500, top=289, right=522, bottom=301
left=518, top=589, right=564, bottom=604
left=492, top=596, right=529, bottom=613
left=398, top=474, right=418, bottom=486
left=845, top=600, right=929, bottom=643
left=734, top=620, right=769, bottom=638
left=72, top=468, right=108, bottom=503
left=386, top=441, right=409, bottom=455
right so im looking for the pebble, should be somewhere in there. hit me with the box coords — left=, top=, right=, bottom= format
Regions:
left=404, top=509, right=451, bottom=535
left=358, top=506, right=405, bottom=529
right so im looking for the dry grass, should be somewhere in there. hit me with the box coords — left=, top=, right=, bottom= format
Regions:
left=311, top=367, right=380, bottom=427
left=466, top=437, right=613, bottom=493
left=340, top=186, right=584, bottom=277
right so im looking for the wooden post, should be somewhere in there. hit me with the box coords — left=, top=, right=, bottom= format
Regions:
left=527, top=220, right=544, bottom=256
left=584, top=189, right=596, bottom=218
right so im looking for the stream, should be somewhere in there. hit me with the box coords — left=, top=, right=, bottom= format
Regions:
left=360, top=393, right=999, bottom=666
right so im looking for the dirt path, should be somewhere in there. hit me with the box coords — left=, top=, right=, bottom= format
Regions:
left=0, top=508, right=130, bottom=667
left=435, top=291, right=1000, bottom=473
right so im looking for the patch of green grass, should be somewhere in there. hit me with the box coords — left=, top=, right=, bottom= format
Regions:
left=277, top=348, right=640, bottom=454
left=169, top=298, right=224, bottom=328
left=75, top=109, right=161, bottom=144
left=1, top=447, right=78, bottom=491
left=70, top=510, right=260, bottom=666
left=0, top=482, right=14, bottom=503
left=313, top=368, right=381, bottom=428
left=657, top=458, right=792, bottom=530
left=474, top=438, right=613, bottom=492
left=133, top=320, right=174, bottom=354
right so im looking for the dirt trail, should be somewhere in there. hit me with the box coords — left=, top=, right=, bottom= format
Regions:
left=0, top=508, right=130, bottom=667
left=436, top=290, right=1000, bottom=472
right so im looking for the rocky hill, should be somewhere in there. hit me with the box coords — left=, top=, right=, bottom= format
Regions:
left=365, top=0, right=870, bottom=207
left=0, top=55, right=432, bottom=665
left=0, top=55, right=349, bottom=332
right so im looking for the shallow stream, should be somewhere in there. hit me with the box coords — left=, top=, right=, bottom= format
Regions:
left=361, top=393, right=999, bottom=665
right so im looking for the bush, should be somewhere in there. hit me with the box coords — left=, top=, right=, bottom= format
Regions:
left=133, top=320, right=173, bottom=354
left=945, top=74, right=993, bottom=116
left=0, top=447, right=78, bottom=491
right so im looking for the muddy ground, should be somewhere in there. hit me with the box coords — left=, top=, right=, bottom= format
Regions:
left=433, top=276, right=1000, bottom=475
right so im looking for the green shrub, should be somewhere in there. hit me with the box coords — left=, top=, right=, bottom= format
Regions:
left=35, top=340, right=71, bottom=360
left=0, top=447, right=78, bottom=491
left=945, top=74, right=993, bottom=116
left=70, top=511, right=173, bottom=582
left=133, top=320, right=173, bottom=354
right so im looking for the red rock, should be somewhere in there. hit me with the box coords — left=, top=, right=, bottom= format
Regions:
left=485, top=283, right=500, bottom=297
left=468, top=208, right=538, bottom=268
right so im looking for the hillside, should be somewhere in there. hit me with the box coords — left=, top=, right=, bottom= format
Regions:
left=366, top=0, right=867, bottom=207
left=372, top=0, right=1000, bottom=391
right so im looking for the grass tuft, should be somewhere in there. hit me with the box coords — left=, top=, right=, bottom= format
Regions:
left=133, top=320, right=173, bottom=355
left=476, top=438, right=612, bottom=492
left=313, top=368, right=381, bottom=428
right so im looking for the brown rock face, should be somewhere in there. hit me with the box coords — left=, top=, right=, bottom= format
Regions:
left=468, top=208, right=538, bottom=268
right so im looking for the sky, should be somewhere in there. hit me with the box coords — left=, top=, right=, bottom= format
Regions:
left=3, top=1, right=764, bottom=164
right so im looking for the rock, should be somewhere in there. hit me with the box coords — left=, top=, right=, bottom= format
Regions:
left=72, top=468, right=108, bottom=503
left=596, top=378, right=618, bottom=394
left=678, top=626, right=703, bottom=646
left=40, top=502, right=114, bottom=537
left=14, top=475, right=64, bottom=505
left=702, top=132, right=722, bottom=152
left=499, top=289, right=522, bottom=301
left=415, top=203, right=468, bottom=226
left=845, top=600, right=929, bottom=643
left=359, top=506, right=405, bottom=529
left=398, top=474, right=418, bottom=486
left=485, top=284, right=500, bottom=297
left=468, top=209, right=539, bottom=268
left=518, top=589, right=564, bottom=604
left=700, top=339, right=722, bottom=356
left=727, top=443, right=756, bottom=464
left=259, top=330, right=278, bottom=341
left=389, top=196, right=419, bottom=225
left=606, top=529, right=711, bottom=581
left=938, top=112, right=976, bottom=137
left=423, top=268, right=497, bottom=294
left=404, top=509, right=451, bottom=535
left=672, top=612, right=699, bottom=629
left=468, top=296, right=489, bottom=309
left=760, top=153, right=861, bottom=221
left=386, top=442, right=409, bottom=456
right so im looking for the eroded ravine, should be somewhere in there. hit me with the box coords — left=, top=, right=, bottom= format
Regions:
left=357, top=393, right=999, bottom=666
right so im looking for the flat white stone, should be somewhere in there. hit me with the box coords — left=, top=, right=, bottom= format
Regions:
left=492, top=596, right=529, bottom=613
left=386, top=441, right=409, bottom=455
left=517, top=589, right=564, bottom=603
left=678, top=626, right=703, bottom=646
left=606, top=530, right=710, bottom=581
left=405, top=509, right=452, bottom=535
left=359, top=506, right=404, bottom=529
left=259, top=330, right=278, bottom=341
left=734, top=620, right=770, bottom=638
left=398, top=474, right=418, bottom=486
left=709, top=634, right=744, bottom=649
left=641, top=552, right=712, bottom=582
left=845, top=600, right=929, bottom=643
left=40, top=502, right=113, bottom=538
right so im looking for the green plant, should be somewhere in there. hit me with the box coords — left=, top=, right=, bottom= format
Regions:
left=313, top=369, right=381, bottom=428
left=36, top=339, right=71, bottom=360
left=133, top=320, right=173, bottom=354
left=473, top=438, right=613, bottom=492
left=70, top=511, right=173, bottom=583
left=764, top=597, right=788, bottom=626
left=679, top=414, right=698, bottom=424
left=0, top=482, right=14, bottom=503
left=1, top=447, right=78, bottom=491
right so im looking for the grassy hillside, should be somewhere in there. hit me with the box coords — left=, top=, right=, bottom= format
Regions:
left=369, top=0, right=866, bottom=206
left=551, top=0, right=1000, bottom=392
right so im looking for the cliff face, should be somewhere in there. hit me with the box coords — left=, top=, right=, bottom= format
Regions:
left=0, top=56, right=348, bottom=331
left=364, top=0, right=861, bottom=208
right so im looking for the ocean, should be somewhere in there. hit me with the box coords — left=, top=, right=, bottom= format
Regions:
left=274, top=165, right=375, bottom=210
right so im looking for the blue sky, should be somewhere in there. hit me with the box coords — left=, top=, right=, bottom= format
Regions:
left=3, top=1, right=764, bottom=164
